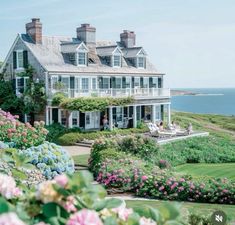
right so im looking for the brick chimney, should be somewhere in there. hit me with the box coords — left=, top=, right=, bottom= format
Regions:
left=120, top=30, right=136, bottom=48
left=76, top=24, right=96, bottom=46
left=26, top=18, right=42, bottom=44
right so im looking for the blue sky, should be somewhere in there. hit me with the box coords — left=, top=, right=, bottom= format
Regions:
left=1, top=0, right=235, bottom=88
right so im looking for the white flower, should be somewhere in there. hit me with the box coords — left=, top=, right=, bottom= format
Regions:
left=140, top=217, right=157, bottom=225
left=0, top=173, right=21, bottom=199
left=0, top=212, right=26, bottom=225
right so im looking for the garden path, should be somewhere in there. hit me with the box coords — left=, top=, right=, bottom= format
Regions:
left=64, top=146, right=91, bottom=156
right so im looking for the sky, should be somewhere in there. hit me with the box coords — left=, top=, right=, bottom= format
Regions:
left=1, top=0, right=235, bottom=88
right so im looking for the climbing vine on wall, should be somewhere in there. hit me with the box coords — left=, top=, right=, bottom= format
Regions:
left=58, top=96, right=134, bottom=112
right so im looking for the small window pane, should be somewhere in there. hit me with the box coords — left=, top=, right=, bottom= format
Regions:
left=78, top=52, right=86, bottom=65
left=92, top=78, right=97, bottom=89
left=138, top=57, right=145, bottom=68
left=17, top=51, right=24, bottom=68
left=113, top=55, right=121, bottom=67
left=81, top=78, right=89, bottom=92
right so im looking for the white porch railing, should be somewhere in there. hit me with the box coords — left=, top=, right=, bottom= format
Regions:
left=48, top=88, right=170, bottom=99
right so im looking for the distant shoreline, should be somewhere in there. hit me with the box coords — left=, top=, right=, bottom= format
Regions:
left=171, top=90, right=224, bottom=96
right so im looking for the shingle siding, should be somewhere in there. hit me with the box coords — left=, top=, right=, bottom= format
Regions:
left=4, top=35, right=45, bottom=81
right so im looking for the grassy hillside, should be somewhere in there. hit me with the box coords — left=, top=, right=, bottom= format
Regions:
left=171, top=111, right=235, bottom=139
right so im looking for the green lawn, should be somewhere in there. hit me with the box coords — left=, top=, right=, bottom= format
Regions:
left=175, top=163, right=235, bottom=181
left=126, top=199, right=235, bottom=221
left=72, top=154, right=90, bottom=166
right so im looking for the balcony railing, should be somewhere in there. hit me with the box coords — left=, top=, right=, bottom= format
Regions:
left=48, top=88, right=170, bottom=99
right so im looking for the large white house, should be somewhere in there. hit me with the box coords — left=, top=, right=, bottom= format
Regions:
left=1, top=18, right=171, bottom=130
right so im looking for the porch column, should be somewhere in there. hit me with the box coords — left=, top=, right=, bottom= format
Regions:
left=109, top=107, right=113, bottom=130
left=49, top=107, right=53, bottom=125
left=167, top=104, right=171, bottom=126
left=151, top=104, right=156, bottom=124
left=68, top=111, right=73, bottom=128
left=44, top=72, right=49, bottom=96
left=58, top=109, right=62, bottom=124
left=46, top=106, right=49, bottom=125
left=133, top=105, right=137, bottom=128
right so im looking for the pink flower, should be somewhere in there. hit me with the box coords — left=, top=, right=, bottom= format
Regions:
left=0, top=212, right=26, bottom=225
left=112, top=205, right=133, bottom=221
left=141, top=175, right=148, bottom=181
left=0, top=173, right=21, bottom=199
left=54, top=174, right=68, bottom=188
left=63, top=196, right=77, bottom=213
left=67, top=209, right=103, bottom=225
left=140, top=217, right=157, bottom=225
left=159, top=186, right=164, bottom=191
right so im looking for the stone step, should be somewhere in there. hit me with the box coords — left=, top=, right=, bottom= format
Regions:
left=75, top=142, right=92, bottom=147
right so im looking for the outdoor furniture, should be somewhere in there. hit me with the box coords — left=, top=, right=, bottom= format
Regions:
left=147, top=123, right=176, bottom=138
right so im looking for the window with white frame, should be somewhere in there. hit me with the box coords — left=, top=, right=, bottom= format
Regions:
left=113, top=55, right=121, bottom=67
left=16, top=77, right=29, bottom=94
left=102, top=77, right=110, bottom=89
left=126, top=77, right=131, bottom=88
left=61, top=77, right=70, bottom=89
left=92, top=78, right=97, bottom=90
left=77, top=52, right=86, bottom=65
left=138, top=57, right=145, bottom=68
left=17, top=51, right=24, bottom=69
left=81, top=78, right=89, bottom=92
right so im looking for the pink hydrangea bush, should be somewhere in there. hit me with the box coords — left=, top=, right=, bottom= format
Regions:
left=0, top=173, right=21, bottom=199
left=0, top=172, right=177, bottom=225
left=0, top=109, right=48, bottom=149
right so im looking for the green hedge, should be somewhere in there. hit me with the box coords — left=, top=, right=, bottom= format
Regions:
left=57, top=127, right=148, bottom=145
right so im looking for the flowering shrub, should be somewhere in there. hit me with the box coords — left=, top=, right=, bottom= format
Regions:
left=0, top=172, right=183, bottom=225
left=20, top=142, right=74, bottom=179
left=90, top=137, right=235, bottom=205
left=0, top=109, right=48, bottom=149
left=136, top=175, right=235, bottom=204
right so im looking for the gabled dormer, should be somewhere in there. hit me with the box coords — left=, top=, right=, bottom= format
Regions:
left=122, top=47, right=147, bottom=69
left=96, top=46, right=123, bottom=67
left=61, top=42, right=89, bottom=66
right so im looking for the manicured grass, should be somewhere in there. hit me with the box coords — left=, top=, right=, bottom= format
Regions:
left=175, top=163, right=235, bottom=181
left=126, top=199, right=235, bottom=221
left=72, top=154, right=90, bottom=166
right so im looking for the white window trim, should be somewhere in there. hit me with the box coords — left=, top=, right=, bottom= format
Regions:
left=15, top=76, right=29, bottom=95
left=112, top=54, right=122, bottom=68
left=76, top=51, right=87, bottom=67
left=136, top=56, right=146, bottom=69
left=16, top=50, right=24, bottom=70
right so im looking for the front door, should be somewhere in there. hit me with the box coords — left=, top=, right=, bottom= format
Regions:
left=85, top=112, right=100, bottom=130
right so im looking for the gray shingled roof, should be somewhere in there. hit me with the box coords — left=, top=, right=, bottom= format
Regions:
left=96, top=46, right=118, bottom=56
left=122, top=47, right=145, bottom=58
left=20, top=34, right=163, bottom=75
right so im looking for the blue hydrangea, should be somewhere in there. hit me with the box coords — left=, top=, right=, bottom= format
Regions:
left=21, top=142, right=74, bottom=179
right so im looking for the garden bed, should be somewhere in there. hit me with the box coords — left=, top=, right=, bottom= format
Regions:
left=89, top=135, right=235, bottom=205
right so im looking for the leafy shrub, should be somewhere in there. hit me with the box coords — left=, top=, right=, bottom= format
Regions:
left=0, top=109, right=48, bottom=149
left=57, top=127, right=148, bottom=145
left=46, top=123, right=68, bottom=142
left=20, top=142, right=74, bottom=179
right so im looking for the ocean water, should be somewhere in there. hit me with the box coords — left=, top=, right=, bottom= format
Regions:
left=171, top=88, right=235, bottom=116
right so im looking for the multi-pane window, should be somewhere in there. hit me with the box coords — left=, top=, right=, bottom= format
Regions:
left=115, top=77, right=122, bottom=89
left=81, top=78, right=89, bottom=92
left=134, top=77, right=140, bottom=88
left=138, top=57, right=145, bottom=68
left=72, top=111, right=79, bottom=126
left=113, top=55, right=121, bottom=67
left=61, top=77, right=69, bottom=89
left=143, top=77, right=149, bottom=89
left=126, top=77, right=131, bottom=88
left=16, top=77, right=29, bottom=94
left=78, top=52, right=86, bottom=65
left=17, top=51, right=24, bottom=68
left=102, top=77, right=110, bottom=89
left=92, top=78, right=97, bottom=90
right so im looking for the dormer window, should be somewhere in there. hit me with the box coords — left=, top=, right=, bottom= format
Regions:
left=137, top=56, right=145, bottom=68
left=78, top=52, right=86, bottom=65
left=113, top=55, right=121, bottom=67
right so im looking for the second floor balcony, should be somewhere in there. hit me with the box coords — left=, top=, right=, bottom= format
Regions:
left=48, top=87, right=170, bottom=99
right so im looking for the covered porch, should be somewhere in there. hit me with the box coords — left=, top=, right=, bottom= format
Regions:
left=45, top=103, right=171, bottom=130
